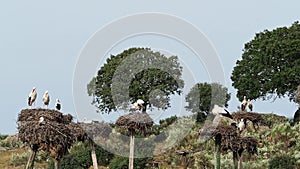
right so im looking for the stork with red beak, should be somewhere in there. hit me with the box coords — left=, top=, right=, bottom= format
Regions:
left=43, top=91, right=50, bottom=108
left=28, top=87, right=37, bottom=108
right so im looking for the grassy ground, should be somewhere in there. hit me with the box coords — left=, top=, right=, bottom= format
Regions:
left=0, top=147, right=47, bottom=169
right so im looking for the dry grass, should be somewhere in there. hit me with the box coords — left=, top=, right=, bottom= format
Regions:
left=0, top=148, right=47, bottom=169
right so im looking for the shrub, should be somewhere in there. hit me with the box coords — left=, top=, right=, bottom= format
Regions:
left=9, top=151, right=30, bottom=166
left=109, top=156, right=152, bottom=169
left=9, top=150, right=48, bottom=167
left=0, top=134, right=22, bottom=148
left=49, top=141, right=114, bottom=169
left=269, top=154, right=297, bottom=169
left=0, top=134, right=8, bottom=140
left=196, top=112, right=206, bottom=123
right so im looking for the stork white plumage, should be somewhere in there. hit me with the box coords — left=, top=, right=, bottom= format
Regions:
left=136, top=99, right=146, bottom=112
left=136, top=99, right=144, bottom=105
left=55, top=99, right=61, bottom=111
left=247, top=99, right=253, bottom=111
left=238, top=119, right=246, bottom=131
left=28, top=87, right=37, bottom=108
left=43, top=91, right=50, bottom=108
left=241, top=96, right=247, bottom=111
left=39, top=116, right=44, bottom=123
left=129, top=102, right=139, bottom=112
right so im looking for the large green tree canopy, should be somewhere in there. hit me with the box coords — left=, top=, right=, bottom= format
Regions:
left=231, top=21, right=300, bottom=102
left=87, top=48, right=184, bottom=113
left=185, top=82, right=231, bottom=114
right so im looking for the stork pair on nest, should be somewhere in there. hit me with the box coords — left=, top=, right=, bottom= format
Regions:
left=28, top=87, right=61, bottom=110
left=241, top=96, right=253, bottom=112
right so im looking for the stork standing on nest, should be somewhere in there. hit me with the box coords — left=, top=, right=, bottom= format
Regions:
left=129, top=102, right=139, bottom=112
left=28, top=87, right=37, bottom=108
left=231, top=118, right=246, bottom=133
left=43, top=91, right=50, bottom=108
left=55, top=99, right=61, bottom=111
left=247, top=99, right=253, bottom=111
left=238, top=119, right=246, bottom=131
left=136, top=99, right=146, bottom=112
left=241, top=96, right=247, bottom=111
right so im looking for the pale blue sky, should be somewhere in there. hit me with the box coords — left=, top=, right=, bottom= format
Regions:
left=0, top=1, right=299, bottom=134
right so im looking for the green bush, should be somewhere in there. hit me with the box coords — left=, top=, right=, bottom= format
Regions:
left=196, top=112, right=206, bottom=123
left=269, top=154, right=297, bottom=169
left=49, top=141, right=114, bottom=169
left=0, top=134, right=8, bottom=140
left=109, top=156, right=152, bottom=169
left=0, top=134, right=22, bottom=148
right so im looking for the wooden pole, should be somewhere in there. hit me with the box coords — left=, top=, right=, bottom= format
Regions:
left=54, top=159, right=58, bottom=169
left=129, top=134, right=135, bottom=169
left=238, top=153, right=243, bottom=169
left=90, top=138, right=98, bottom=169
left=233, top=151, right=238, bottom=169
left=215, top=135, right=221, bottom=169
left=25, top=150, right=36, bottom=169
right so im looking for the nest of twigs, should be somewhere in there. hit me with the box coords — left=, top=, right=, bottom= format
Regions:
left=199, top=125, right=258, bottom=155
left=236, top=136, right=258, bottom=154
left=115, top=112, right=153, bottom=136
left=80, top=122, right=112, bottom=139
left=232, top=111, right=265, bottom=126
left=18, top=109, right=72, bottom=124
left=18, top=109, right=86, bottom=160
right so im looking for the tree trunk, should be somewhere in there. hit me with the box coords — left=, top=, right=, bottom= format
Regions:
left=25, top=150, right=36, bottom=169
left=54, top=159, right=58, bottom=169
left=90, top=138, right=98, bottom=169
left=233, top=151, right=238, bottom=169
left=238, top=153, right=243, bottom=169
left=129, top=134, right=135, bottom=169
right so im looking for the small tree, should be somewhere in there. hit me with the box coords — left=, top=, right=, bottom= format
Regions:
left=185, top=82, right=230, bottom=122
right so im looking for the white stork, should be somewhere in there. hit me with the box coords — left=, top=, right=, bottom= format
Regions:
left=55, top=99, right=61, bottom=111
left=129, top=102, right=139, bottom=112
left=39, top=116, right=45, bottom=124
left=28, top=87, right=37, bottom=107
left=43, top=91, right=50, bottom=108
left=241, top=96, right=247, bottom=111
left=238, top=119, right=246, bottom=131
left=247, top=99, right=253, bottom=111
left=136, top=99, right=146, bottom=112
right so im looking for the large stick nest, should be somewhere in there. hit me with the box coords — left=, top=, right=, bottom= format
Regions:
left=236, top=136, right=258, bottom=155
left=232, top=111, right=265, bottom=126
left=200, top=125, right=257, bottom=155
left=115, top=112, right=153, bottom=136
left=18, top=109, right=86, bottom=159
